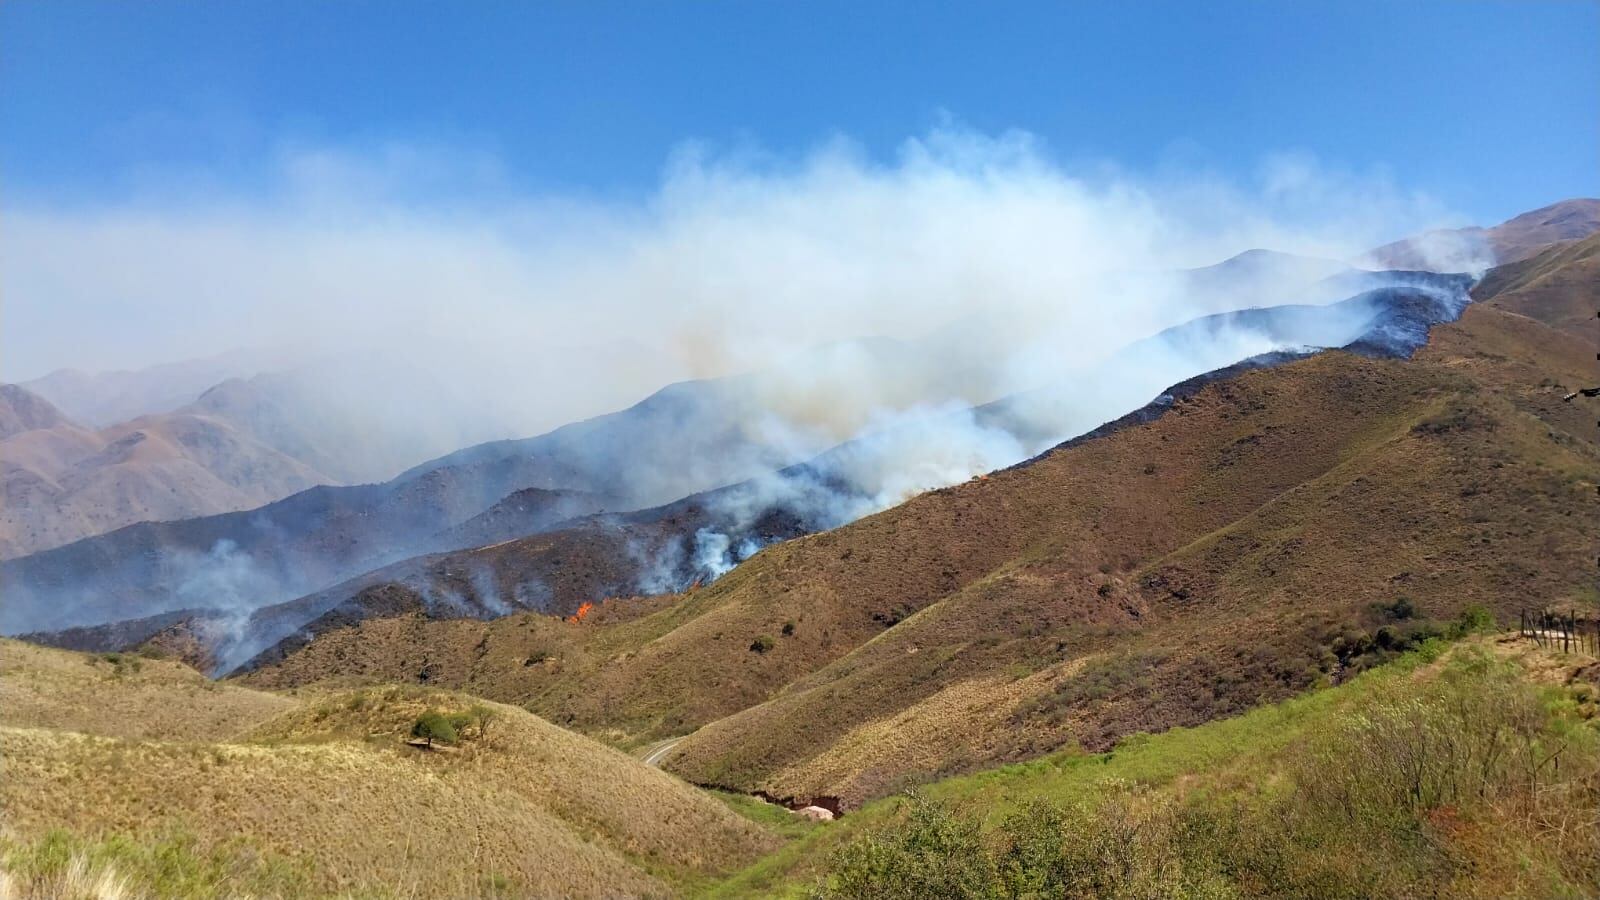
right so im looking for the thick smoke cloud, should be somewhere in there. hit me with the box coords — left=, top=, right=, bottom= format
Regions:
left=4, top=128, right=1485, bottom=479
left=1, top=127, right=1491, bottom=643
left=618, top=269, right=1475, bottom=596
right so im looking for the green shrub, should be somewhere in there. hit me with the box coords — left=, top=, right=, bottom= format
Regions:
left=99, top=652, right=142, bottom=677
left=825, top=793, right=995, bottom=899
left=750, top=635, right=776, bottom=654
left=445, top=704, right=497, bottom=740
left=1379, top=597, right=1417, bottom=621
left=411, top=710, right=458, bottom=748
left=1448, top=603, right=1495, bottom=636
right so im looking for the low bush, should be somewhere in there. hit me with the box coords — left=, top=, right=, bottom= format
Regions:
left=411, top=710, right=458, bottom=747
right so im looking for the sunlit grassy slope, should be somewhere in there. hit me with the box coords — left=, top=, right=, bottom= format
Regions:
left=0, top=639, right=773, bottom=898
left=707, top=635, right=1600, bottom=899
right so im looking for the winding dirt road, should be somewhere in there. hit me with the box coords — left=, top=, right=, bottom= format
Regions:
left=639, top=735, right=688, bottom=767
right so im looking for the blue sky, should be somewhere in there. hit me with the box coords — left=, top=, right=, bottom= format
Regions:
left=4, top=1, right=1596, bottom=223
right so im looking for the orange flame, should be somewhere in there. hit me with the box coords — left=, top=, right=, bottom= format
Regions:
left=567, top=601, right=595, bottom=624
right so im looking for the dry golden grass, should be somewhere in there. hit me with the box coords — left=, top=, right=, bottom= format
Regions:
left=759, top=656, right=1099, bottom=801
left=1, top=644, right=776, bottom=898
left=0, top=853, right=138, bottom=900
left=0, top=638, right=294, bottom=741
left=716, top=636, right=1600, bottom=899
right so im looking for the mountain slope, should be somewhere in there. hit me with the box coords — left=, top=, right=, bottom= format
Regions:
left=1367, top=197, right=1600, bottom=269
left=19, top=351, right=276, bottom=428
left=0, top=384, right=75, bottom=438
left=93, top=273, right=1470, bottom=676
left=238, top=236, right=1598, bottom=809
left=0, top=260, right=1470, bottom=637
left=0, top=638, right=774, bottom=898
left=0, top=347, right=882, bottom=633
left=662, top=236, right=1599, bottom=803
left=712, top=637, right=1600, bottom=898
left=0, top=403, right=338, bottom=560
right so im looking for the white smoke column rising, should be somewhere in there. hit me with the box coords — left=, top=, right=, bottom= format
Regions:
left=692, top=528, right=735, bottom=580
left=168, top=538, right=289, bottom=644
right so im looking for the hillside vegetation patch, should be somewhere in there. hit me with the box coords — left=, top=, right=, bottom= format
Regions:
left=712, top=638, right=1600, bottom=898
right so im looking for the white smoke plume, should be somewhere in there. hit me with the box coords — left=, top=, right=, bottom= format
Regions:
left=5, top=127, right=1476, bottom=480
left=0, top=126, right=1490, bottom=639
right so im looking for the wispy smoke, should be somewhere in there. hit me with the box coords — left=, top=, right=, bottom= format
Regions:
left=170, top=538, right=282, bottom=635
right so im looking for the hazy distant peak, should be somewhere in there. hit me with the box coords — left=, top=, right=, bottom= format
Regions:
left=20, top=350, right=278, bottom=427
left=0, top=384, right=76, bottom=438
left=1365, top=197, right=1600, bottom=272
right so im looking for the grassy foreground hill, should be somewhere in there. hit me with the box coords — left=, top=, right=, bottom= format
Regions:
left=238, top=235, right=1600, bottom=811
left=0, top=639, right=773, bottom=898
left=9, top=634, right=1592, bottom=898
left=719, top=635, right=1600, bottom=898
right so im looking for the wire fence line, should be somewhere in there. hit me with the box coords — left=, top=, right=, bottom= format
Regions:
left=1519, top=607, right=1600, bottom=655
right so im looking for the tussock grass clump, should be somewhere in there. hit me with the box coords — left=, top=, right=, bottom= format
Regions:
left=0, top=828, right=311, bottom=899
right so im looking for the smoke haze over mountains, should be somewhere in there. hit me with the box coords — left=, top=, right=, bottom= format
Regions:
left=5, top=127, right=1490, bottom=473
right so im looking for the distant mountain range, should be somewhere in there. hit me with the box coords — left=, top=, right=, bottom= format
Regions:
left=0, top=383, right=333, bottom=558
left=7, top=198, right=1596, bottom=653
left=19, top=350, right=280, bottom=428
left=14, top=266, right=1475, bottom=673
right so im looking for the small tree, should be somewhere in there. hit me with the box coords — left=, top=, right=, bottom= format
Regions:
left=411, top=710, right=458, bottom=748
left=472, top=705, right=498, bottom=739
left=750, top=635, right=776, bottom=654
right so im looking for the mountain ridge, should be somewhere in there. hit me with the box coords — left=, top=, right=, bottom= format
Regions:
left=233, top=234, right=1599, bottom=810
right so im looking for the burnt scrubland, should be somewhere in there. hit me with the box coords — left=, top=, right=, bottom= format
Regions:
left=235, top=236, right=1600, bottom=813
